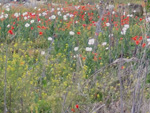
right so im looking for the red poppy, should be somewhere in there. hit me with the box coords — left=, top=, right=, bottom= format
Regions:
left=135, top=40, right=140, bottom=45
left=8, top=30, right=13, bottom=35
left=82, top=57, right=86, bottom=60
left=82, top=24, right=86, bottom=27
left=99, top=57, right=101, bottom=60
left=94, top=56, right=97, bottom=61
left=142, top=43, right=146, bottom=48
left=75, top=104, right=79, bottom=109
left=101, top=18, right=104, bottom=21
left=39, top=32, right=43, bottom=35
left=139, top=36, right=142, bottom=41
left=139, top=18, right=142, bottom=21
left=37, top=26, right=41, bottom=28
left=77, top=32, right=81, bottom=35
left=31, top=27, right=34, bottom=30
left=71, top=109, right=75, bottom=112
left=11, top=26, right=14, bottom=30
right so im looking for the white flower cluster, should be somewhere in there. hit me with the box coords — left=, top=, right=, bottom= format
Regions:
left=49, top=15, right=56, bottom=20
left=14, top=12, right=20, bottom=18
left=5, top=4, right=10, bottom=12
left=106, top=23, right=110, bottom=27
left=74, top=47, right=79, bottom=51
left=86, top=47, right=92, bottom=51
left=25, top=23, right=30, bottom=27
left=30, top=20, right=34, bottom=24
left=69, top=31, right=75, bottom=35
left=88, top=39, right=95, bottom=45
left=121, top=24, right=129, bottom=35
left=127, top=14, right=133, bottom=17
left=22, top=12, right=28, bottom=16
left=0, top=12, right=8, bottom=19
left=48, top=37, right=53, bottom=41
left=146, top=17, right=150, bottom=23
left=41, top=51, right=45, bottom=55
left=147, top=38, right=150, bottom=45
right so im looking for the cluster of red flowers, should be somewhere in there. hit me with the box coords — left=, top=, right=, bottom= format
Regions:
left=132, top=36, right=146, bottom=47
left=71, top=104, right=79, bottom=112
left=92, top=52, right=102, bottom=61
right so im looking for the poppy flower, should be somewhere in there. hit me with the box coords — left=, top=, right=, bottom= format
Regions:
left=39, top=32, right=43, bottom=35
left=31, top=27, right=34, bottom=30
left=135, top=40, right=140, bottom=45
left=139, top=36, right=142, bottom=41
left=75, top=104, right=79, bottom=109
left=71, top=109, right=75, bottom=112
left=11, top=26, right=14, bottom=30
left=82, top=57, right=86, bottom=60
left=99, top=57, right=101, bottom=60
left=142, top=43, right=146, bottom=48
left=77, top=32, right=81, bottom=35
left=139, top=18, right=142, bottom=21
left=94, top=56, right=97, bottom=61
left=8, top=30, right=13, bottom=35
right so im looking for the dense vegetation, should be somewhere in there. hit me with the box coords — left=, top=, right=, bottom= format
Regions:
left=0, top=0, right=150, bottom=113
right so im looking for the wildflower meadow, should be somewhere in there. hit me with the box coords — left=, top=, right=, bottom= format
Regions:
left=0, top=0, right=150, bottom=113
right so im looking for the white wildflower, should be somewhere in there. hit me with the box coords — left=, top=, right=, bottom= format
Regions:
left=86, top=47, right=92, bottom=52
left=106, top=4, right=114, bottom=10
left=6, top=7, right=10, bottom=12
left=30, top=20, right=34, bottom=24
left=63, top=15, right=67, bottom=20
left=123, top=12, right=126, bottom=16
left=70, top=14, right=74, bottom=18
left=41, top=51, right=45, bottom=55
left=147, top=38, right=150, bottom=42
left=112, top=11, right=115, bottom=14
left=14, top=13, right=20, bottom=18
left=42, top=12, right=47, bottom=16
left=38, top=13, right=41, bottom=16
left=0, top=15, right=4, bottom=19
left=146, top=17, right=150, bottom=22
left=51, top=8, right=55, bottom=12
left=75, top=21, right=78, bottom=24
left=124, top=24, right=129, bottom=29
left=57, top=11, right=61, bottom=16
left=106, top=47, right=109, bottom=50
left=133, top=10, right=136, bottom=13
left=57, top=8, right=60, bottom=10
left=102, top=42, right=107, bottom=46
left=7, top=24, right=10, bottom=28
left=50, top=15, right=56, bottom=20
left=5, top=14, right=8, bottom=18
left=109, top=34, right=113, bottom=37
left=48, top=37, right=53, bottom=41
left=69, top=31, right=75, bottom=35
left=22, top=12, right=28, bottom=16
left=25, top=23, right=30, bottom=27
left=24, top=16, right=27, bottom=20
left=88, top=39, right=95, bottom=45
left=121, top=30, right=126, bottom=35
left=74, top=47, right=79, bottom=51
left=106, top=23, right=110, bottom=26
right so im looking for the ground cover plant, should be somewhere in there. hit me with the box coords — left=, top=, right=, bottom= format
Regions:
left=0, top=0, right=150, bottom=113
